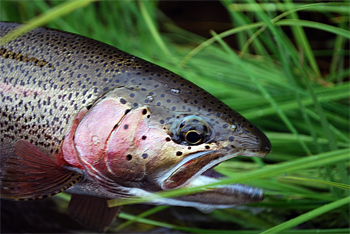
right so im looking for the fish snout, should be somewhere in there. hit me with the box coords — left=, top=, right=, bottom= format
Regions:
left=234, top=122, right=271, bottom=158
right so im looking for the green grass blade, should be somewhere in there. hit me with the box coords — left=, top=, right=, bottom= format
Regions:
left=139, top=1, right=171, bottom=58
left=275, top=19, right=350, bottom=39
left=284, top=176, right=350, bottom=191
left=115, top=206, right=169, bottom=231
left=284, top=0, right=321, bottom=78
left=261, top=196, right=350, bottom=233
left=209, top=29, right=311, bottom=155
left=0, top=0, right=95, bottom=46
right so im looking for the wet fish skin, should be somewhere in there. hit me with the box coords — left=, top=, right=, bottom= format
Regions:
left=0, top=22, right=271, bottom=231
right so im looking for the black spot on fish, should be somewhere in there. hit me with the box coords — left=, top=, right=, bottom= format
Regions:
left=120, top=98, right=127, bottom=104
left=142, top=153, right=148, bottom=159
left=205, top=145, right=210, bottom=149
left=142, top=136, right=147, bottom=140
left=229, top=136, right=235, bottom=142
left=142, top=109, right=147, bottom=115
left=176, top=151, right=182, bottom=156
left=126, top=155, right=132, bottom=160
left=124, top=124, right=129, bottom=130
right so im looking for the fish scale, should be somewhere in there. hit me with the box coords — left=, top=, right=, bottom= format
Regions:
left=0, top=22, right=271, bottom=232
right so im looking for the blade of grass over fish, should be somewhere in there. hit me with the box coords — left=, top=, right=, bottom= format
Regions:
left=261, top=196, right=350, bottom=234
left=108, top=149, right=349, bottom=207
left=0, top=0, right=95, bottom=46
left=32, top=0, right=79, bottom=33
left=284, top=177, right=350, bottom=191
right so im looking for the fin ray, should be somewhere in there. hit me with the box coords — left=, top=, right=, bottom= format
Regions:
left=1, top=140, right=83, bottom=200
left=69, top=194, right=121, bottom=232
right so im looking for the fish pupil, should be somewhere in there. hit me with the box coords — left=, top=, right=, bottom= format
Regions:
left=185, top=130, right=202, bottom=144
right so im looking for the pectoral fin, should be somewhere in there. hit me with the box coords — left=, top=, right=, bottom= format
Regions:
left=68, top=194, right=122, bottom=232
left=0, top=140, right=83, bottom=201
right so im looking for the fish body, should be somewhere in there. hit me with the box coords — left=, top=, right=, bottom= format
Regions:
left=0, top=22, right=271, bottom=231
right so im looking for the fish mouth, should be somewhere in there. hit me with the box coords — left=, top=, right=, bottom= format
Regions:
left=158, top=149, right=265, bottom=208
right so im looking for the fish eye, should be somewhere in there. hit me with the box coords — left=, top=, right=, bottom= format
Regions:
left=171, top=116, right=213, bottom=145
left=184, top=130, right=203, bottom=144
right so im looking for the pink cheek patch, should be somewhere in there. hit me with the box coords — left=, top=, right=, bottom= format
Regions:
left=74, top=98, right=130, bottom=169
left=106, top=108, right=150, bottom=182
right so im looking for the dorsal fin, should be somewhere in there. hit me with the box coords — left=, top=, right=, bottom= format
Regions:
left=68, top=194, right=122, bottom=232
left=0, top=140, right=83, bottom=201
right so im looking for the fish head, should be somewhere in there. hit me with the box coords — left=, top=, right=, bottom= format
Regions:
left=95, top=80, right=271, bottom=210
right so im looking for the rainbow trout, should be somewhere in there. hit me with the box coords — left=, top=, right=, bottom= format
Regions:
left=0, top=22, right=271, bottom=231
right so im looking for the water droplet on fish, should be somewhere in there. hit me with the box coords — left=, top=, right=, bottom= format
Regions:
left=171, top=88, right=180, bottom=94
left=92, top=135, right=100, bottom=145
left=230, top=124, right=236, bottom=131
left=146, top=95, right=154, bottom=102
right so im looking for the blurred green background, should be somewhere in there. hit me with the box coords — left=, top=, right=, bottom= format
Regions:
left=1, top=0, right=349, bottom=233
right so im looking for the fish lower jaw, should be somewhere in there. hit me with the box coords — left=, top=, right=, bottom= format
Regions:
left=157, top=150, right=241, bottom=191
